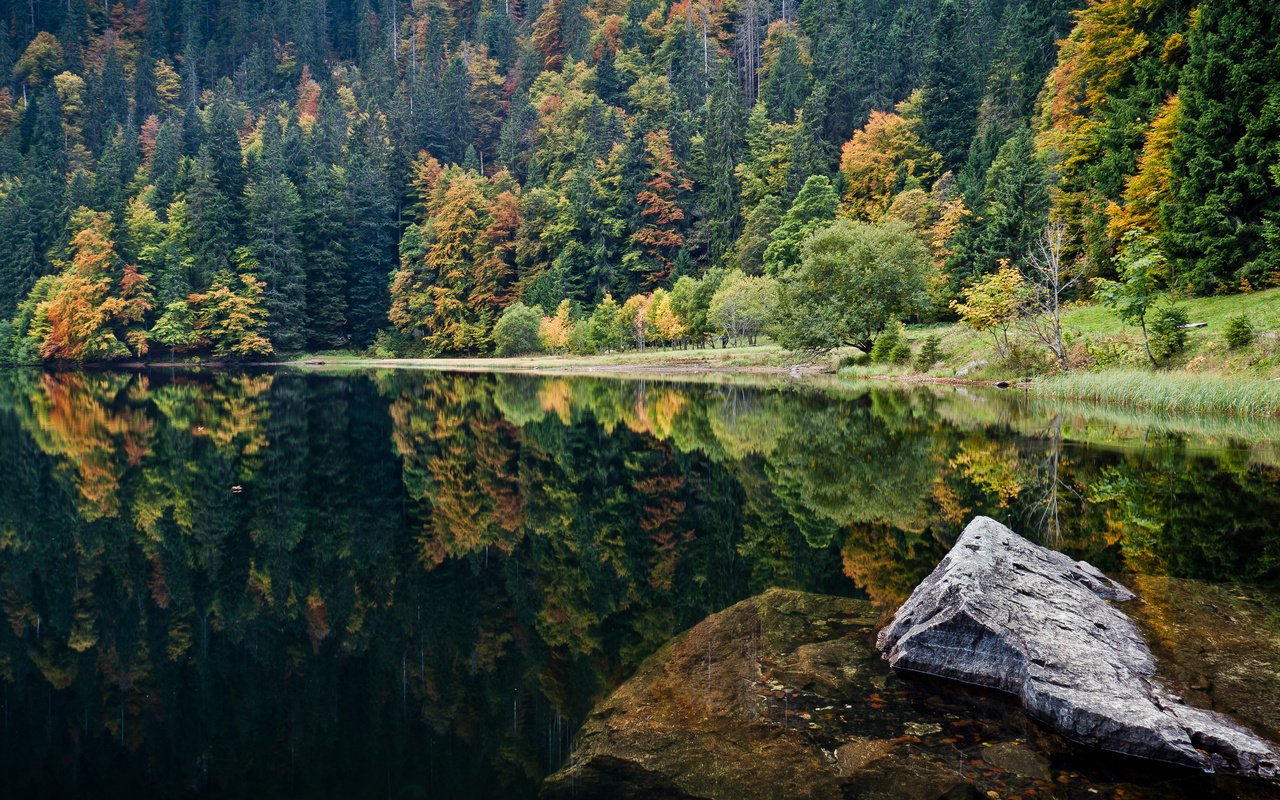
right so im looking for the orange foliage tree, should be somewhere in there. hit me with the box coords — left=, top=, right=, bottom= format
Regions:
left=631, top=130, right=692, bottom=287
left=838, top=95, right=942, bottom=221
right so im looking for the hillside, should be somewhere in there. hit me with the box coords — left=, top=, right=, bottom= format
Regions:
left=0, top=0, right=1275, bottom=363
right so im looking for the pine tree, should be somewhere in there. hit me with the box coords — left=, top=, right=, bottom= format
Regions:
left=246, top=115, right=306, bottom=352
left=186, top=149, right=238, bottom=289
left=920, top=0, right=981, bottom=172
left=700, top=60, right=746, bottom=265
left=204, top=79, right=247, bottom=202
left=760, top=21, right=809, bottom=124
left=763, top=174, right=837, bottom=275
left=148, top=116, right=184, bottom=214
left=344, top=114, right=396, bottom=348
left=300, top=163, right=350, bottom=348
left=974, top=127, right=1051, bottom=275
left=1166, top=0, right=1280, bottom=291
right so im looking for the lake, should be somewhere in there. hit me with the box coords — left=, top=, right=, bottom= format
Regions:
left=0, top=368, right=1278, bottom=798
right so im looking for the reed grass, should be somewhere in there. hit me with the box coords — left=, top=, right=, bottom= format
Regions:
left=1039, top=369, right=1280, bottom=418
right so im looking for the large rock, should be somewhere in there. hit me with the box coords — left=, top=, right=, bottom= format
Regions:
left=878, top=516, right=1280, bottom=778
left=541, top=587, right=1273, bottom=800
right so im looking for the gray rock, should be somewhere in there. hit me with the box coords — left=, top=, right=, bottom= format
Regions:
left=877, top=516, right=1280, bottom=779
left=954, top=360, right=988, bottom=377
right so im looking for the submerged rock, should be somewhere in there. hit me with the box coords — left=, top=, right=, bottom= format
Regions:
left=878, top=516, right=1280, bottom=779
left=541, top=586, right=1271, bottom=800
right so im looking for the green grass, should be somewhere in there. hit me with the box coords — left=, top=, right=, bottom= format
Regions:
left=1039, top=369, right=1280, bottom=418
left=911, top=286, right=1280, bottom=377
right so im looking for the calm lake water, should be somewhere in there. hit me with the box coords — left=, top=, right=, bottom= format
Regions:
left=0, top=368, right=1278, bottom=798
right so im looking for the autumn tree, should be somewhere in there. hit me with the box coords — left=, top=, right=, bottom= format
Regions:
left=631, top=130, right=692, bottom=287
left=839, top=95, right=942, bottom=221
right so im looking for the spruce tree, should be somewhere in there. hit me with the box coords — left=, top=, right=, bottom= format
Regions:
left=345, top=118, right=396, bottom=348
left=186, top=148, right=238, bottom=289
left=246, top=116, right=306, bottom=352
left=974, top=127, right=1051, bottom=275
left=920, top=0, right=982, bottom=172
left=764, top=174, right=837, bottom=275
left=701, top=60, right=746, bottom=266
left=301, top=163, right=350, bottom=349
left=1166, top=0, right=1280, bottom=291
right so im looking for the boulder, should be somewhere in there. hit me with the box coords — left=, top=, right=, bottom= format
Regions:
left=878, top=516, right=1280, bottom=778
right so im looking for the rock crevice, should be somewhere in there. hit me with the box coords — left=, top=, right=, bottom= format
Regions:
left=878, top=515, right=1279, bottom=778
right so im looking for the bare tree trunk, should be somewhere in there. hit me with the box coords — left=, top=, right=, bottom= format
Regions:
left=1025, top=221, right=1077, bottom=370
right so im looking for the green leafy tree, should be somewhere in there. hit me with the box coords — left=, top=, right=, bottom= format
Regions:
left=1094, top=232, right=1168, bottom=367
left=492, top=302, right=544, bottom=356
left=708, top=270, right=777, bottom=346
left=150, top=300, right=201, bottom=357
left=778, top=220, right=930, bottom=353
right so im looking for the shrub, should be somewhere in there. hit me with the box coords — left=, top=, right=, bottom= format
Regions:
left=889, top=339, right=913, bottom=364
left=1002, top=343, right=1055, bottom=376
left=493, top=302, right=544, bottom=356
left=870, top=324, right=904, bottom=363
left=1225, top=314, right=1255, bottom=349
left=838, top=351, right=870, bottom=369
left=1149, top=304, right=1189, bottom=363
left=914, top=335, right=943, bottom=371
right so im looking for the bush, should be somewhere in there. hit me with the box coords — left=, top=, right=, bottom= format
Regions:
left=914, top=335, right=943, bottom=371
left=1149, top=304, right=1189, bottom=363
left=837, top=351, right=870, bottom=369
left=1225, top=314, right=1255, bottom=349
left=493, top=302, right=544, bottom=356
left=1002, top=343, right=1055, bottom=376
left=889, top=339, right=913, bottom=364
left=870, top=324, right=904, bottom=363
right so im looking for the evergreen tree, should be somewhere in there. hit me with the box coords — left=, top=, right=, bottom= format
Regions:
left=149, top=116, right=185, bottom=214
left=973, top=128, right=1051, bottom=276
left=700, top=61, right=746, bottom=266
left=186, top=148, right=238, bottom=288
left=204, top=79, right=247, bottom=202
left=301, top=163, right=350, bottom=348
left=246, top=116, right=306, bottom=352
left=920, top=1, right=982, bottom=172
left=760, top=22, right=810, bottom=124
left=763, top=175, right=838, bottom=275
left=344, top=116, right=396, bottom=348
left=1166, top=0, right=1280, bottom=292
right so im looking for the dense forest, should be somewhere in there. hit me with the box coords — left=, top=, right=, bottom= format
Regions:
left=0, top=0, right=1274, bottom=360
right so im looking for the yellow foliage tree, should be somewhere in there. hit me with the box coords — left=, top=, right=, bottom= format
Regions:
left=1106, top=94, right=1180, bottom=245
left=538, top=299, right=573, bottom=352
left=838, top=93, right=942, bottom=221
left=949, top=262, right=1027, bottom=358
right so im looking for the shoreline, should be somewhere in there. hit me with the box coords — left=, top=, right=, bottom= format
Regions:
left=5, top=350, right=1278, bottom=419
left=285, top=352, right=1023, bottom=388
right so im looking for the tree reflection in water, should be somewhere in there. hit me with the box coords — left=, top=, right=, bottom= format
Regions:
left=0, top=368, right=1277, bottom=798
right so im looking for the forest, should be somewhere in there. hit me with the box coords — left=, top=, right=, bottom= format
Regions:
left=0, top=0, right=1275, bottom=361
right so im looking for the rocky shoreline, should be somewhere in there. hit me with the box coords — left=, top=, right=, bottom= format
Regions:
left=542, top=519, right=1280, bottom=799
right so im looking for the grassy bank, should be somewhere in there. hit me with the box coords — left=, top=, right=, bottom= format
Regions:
left=912, top=286, right=1280, bottom=377
left=293, top=290, right=1280, bottom=417
left=1036, top=370, right=1280, bottom=418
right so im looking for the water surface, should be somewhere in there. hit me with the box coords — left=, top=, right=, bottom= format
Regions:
left=0, top=369, right=1277, bottom=798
